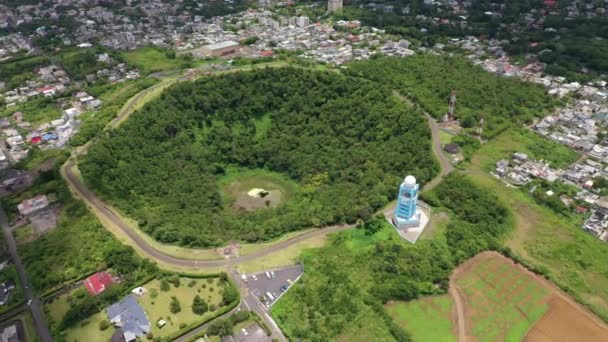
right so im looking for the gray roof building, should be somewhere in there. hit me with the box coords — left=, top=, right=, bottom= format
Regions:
left=107, top=295, right=150, bottom=342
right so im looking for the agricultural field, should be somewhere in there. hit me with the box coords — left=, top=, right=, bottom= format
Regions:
left=453, top=253, right=550, bottom=342
left=454, top=253, right=608, bottom=342
left=385, top=296, right=456, bottom=342
left=468, top=129, right=608, bottom=319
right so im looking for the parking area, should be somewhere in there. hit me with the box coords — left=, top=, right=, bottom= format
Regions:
left=221, top=322, right=272, bottom=342
left=241, top=264, right=303, bottom=308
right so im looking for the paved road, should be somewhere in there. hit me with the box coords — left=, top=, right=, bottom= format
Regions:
left=423, top=114, right=454, bottom=192
left=0, top=205, right=52, bottom=342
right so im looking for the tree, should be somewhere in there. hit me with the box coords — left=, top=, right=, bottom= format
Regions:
left=150, top=288, right=158, bottom=299
left=207, top=319, right=233, bottom=337
left=222, top=286, right=239, bottom=306
left=160, top=279, right=170, bottom=292
left=170, top=296, right=181, bottom=314
left=192, top=295, right=208, bottom=315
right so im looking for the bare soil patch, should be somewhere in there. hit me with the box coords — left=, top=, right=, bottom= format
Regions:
left=229, top=181, right=282, bottom=212
left=525, top=296, right=608, bottom=342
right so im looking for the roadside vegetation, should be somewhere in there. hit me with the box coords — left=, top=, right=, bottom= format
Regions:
left=80, top=68, right=438, bottom=247
left=346, top=55, right=561, bottom=139
left=0, top=265, right=25, bottom=314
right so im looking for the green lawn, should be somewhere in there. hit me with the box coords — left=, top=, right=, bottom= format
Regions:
left=138, top=277, right=224, bottom=339
left=385, top=296, right=456, bottom=342
left=468, top=128, right=608, bottom=319
left=46, top=293, right=71, bottom=327
left=455, top=255, right=550, bottom=342
left=64, top=311, right=114, bottom=342
left=439, top=130, right=455, bottom=145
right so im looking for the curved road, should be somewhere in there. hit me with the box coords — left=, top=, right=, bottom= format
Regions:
left=64, top=159, right=353, bottom=268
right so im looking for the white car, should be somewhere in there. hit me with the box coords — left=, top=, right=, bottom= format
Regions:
left=241, top=274, right=248, bottom=282
left=252, top=274, right=258, bottom=281
left=270, top=271, right=276, bottom=278
left=242, top=328, right=249, bottom=336
left=27, top=300, right=32, bottom=306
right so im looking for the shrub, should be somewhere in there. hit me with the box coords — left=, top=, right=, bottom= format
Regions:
left=99, top=320, right=109, bottom=331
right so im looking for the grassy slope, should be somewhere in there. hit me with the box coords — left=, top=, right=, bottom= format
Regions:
left=468, top=128, right=608, bottom=318
left=385, top=296, right=456, bottom=342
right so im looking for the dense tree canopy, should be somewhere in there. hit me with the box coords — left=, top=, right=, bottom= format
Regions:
left=81, top=68, right=438, bottom=247
left=347, top=55, right=560, bottom=138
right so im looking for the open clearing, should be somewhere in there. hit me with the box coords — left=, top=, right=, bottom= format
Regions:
left=452, top=252, right=608, bottom=342
left=385, top=296, right=456, bottom=342
left=219, top=168, right=297, bottom=213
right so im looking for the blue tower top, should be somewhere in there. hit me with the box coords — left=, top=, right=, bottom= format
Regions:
left=395, top=175, right=419, bottom=221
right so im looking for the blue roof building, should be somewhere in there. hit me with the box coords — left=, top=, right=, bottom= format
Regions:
left=393, top=175, right=421, bottom=229
left=107, top=295, right=150, bottom=342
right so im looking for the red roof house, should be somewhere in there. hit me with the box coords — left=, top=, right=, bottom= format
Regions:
left=31, top=136, right=42, bottom=144
left=260, top=50, right=274, bottom=57
left=84, top=271, right=115, bottom=295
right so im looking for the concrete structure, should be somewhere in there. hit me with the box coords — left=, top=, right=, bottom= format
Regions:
left=384, top=176, right=431, bottom=244
left=393, top=176, right=421, bottom=229
left=17, top=195, right=49, bottom=216
left=328, top=0, right=343, bottom=13
left=200, top=40, right=240, bottom=57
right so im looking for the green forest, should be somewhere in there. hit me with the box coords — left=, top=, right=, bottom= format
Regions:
left=272, top=173, right=511, bottom=340
left=346, top=55, right=560, bottom=138
left=81, top=68, right=438, bottom=247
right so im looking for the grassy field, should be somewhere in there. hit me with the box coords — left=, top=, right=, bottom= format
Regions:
left=467, top=128, right=608, bottom=319
left=237, top=233, right=327, bottom=273
left=138, top=277, right=224, bottom=339
left=385, top=296, right=456, bottom=342
left=121, top=47, right=189, bottom=74
left=218, top=168, right=299, bottom=212
left=64, top=311, right=114, bottom=342
left=439, top=130, right=455, bottom=145
left=46, top=293, right=71, bottom=327
left=455, top=254, right=550, bottom=342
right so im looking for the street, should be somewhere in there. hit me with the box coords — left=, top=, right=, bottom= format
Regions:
left=0, top=204, right=52, bottom=342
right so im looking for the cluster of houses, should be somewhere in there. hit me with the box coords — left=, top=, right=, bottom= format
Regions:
left=495, top=152, right=608, bottom=241
left=0, top=280, right=15, bottom=307
left=183, top=9, right=415, bottom=65
left=494, top=152, right=560, bottom=186
left=2, top=65, right=71, bottom=108
left=533, top=93, right=608, bottom=164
